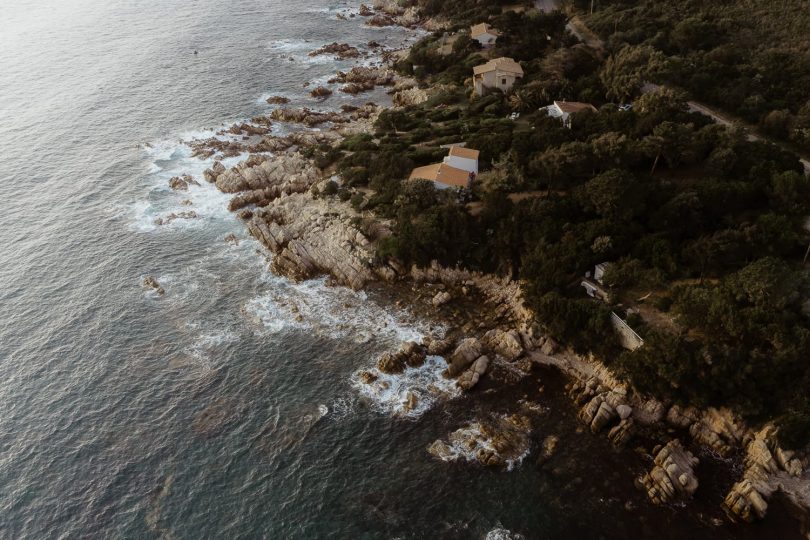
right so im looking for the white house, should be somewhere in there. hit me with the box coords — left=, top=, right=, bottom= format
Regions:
left=473, top=57, right=524, bottom=96
left=471, top=23, right=500, bottom=48
left=443, top=146, right=479, bottom=175
left=542, top=100, right=597, bottom=128
left=409, top=146, right=479, bottom=190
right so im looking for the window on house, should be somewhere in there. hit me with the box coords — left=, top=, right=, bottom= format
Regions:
left=501, top=78, right=507, bottom=85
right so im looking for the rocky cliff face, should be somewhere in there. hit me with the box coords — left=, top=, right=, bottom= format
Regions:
left=246, top=188, right=383, bottom=290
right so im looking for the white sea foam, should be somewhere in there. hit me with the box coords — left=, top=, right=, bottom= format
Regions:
left=246, top=273, right=438, bottom=343
left=351, top=356, right=460, bottom=419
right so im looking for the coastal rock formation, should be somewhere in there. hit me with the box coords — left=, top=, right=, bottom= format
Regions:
left=482, top=329, right=524, bottom=361
left=142, top=276, right=165, bottom=295
left=423, top=336, right=453, bottom=356
left=392, top=86, right=429, bottom=107
left=266, top=95, right=290, bottom=105
left=247, top=191, right=382, bottom=289
left=269, top=107, right=349, bottom=127
left=636, top=439, right=700, bottom=504
left=689, top=407, right=746, bottom=457
left=428, top=414, right=532, bottom=468
left=456, top=355, right=489, bottom=391
left=309, top=86, right=333, bottom=99
left=309, top=42, right=360, bottom=59
left=330, top=66, right=395, bottom=95
left=168, top=174, right=198, bottom=191
left=376, top=341, right=426, bottom=374
left=723, top=425, right=806, bottom=522
left=445, top=337, right=483, bottom=377
left=207, top=153, right=320, bottom=195
left=153, top=211, right=198, bottom=226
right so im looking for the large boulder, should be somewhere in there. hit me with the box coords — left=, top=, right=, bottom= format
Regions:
left=445, top=338, right=482, bottom=377
left=482, top=329, right=524, bottom=361
left=457, top=355, right=489, bottom=391
left=635, top=440, right=699, bottom=504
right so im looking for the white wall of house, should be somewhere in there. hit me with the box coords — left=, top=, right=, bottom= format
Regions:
left=545, top=103, right=571, bottom=126
left=474, top=33, right=498, bottom=47
left=474, top=71, right=520, bottom=96
left=444, top=155, right=478, bottom=174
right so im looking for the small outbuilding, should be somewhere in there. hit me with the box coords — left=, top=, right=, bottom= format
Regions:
left=470, top=23, right=500, bottom=48
left=542, top=100, right=597, bottom=128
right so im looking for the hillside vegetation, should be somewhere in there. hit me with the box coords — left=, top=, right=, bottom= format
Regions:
left=577, top=0, right=810, bottom=152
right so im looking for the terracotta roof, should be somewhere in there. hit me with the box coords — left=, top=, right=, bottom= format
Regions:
left=471, top=23, right=500, bottom=39
left=448, top=146, right=480, bottom=160
left=554, top=100, right=597, bottom=114
left=409, top=163, right=472, bottom=188
left=473, top=57, right=524, bottom=76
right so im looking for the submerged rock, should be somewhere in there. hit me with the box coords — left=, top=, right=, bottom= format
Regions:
left=376, top=341, right=426, bottom=374
left=266, top=95, right=291, bottom=105
left=428, top=414, right=532, bottom=468
left=142, top=276, right=165, bottom=295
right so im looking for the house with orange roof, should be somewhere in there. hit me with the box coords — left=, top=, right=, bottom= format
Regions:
left=473, top=57, right=524, bottom=96
left=409, top=145, right=479, bottom=190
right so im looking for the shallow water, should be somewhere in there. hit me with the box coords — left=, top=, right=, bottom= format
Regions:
left=0, top=1, right=802, bottom=538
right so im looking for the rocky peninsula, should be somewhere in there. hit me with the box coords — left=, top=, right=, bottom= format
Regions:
left=166, top=0, right=810, bottom=534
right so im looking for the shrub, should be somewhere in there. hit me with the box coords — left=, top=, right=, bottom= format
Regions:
left=322, top=180, right=339, bottom=196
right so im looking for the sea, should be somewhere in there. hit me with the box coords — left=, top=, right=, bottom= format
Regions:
left=0, top=1, right=803, bottom=538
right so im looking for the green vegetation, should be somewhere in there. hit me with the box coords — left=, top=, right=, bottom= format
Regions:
left=578, top=0, right=810, bottom=152
left=331, top=1, right=810, bottom=446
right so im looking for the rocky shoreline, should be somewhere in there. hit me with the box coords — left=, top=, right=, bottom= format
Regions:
left=164, top=1, right=810, bottom=534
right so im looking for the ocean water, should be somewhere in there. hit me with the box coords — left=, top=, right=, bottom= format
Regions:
left=0, top=1, right=802, bottom=538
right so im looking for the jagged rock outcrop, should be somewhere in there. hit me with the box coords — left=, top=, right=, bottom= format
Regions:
left=428, top=414, right=532, bottom=468
left=168, top=174, right=198, bottom=191
left=482, top=329, right=524, bottom=361
left=207, top=153, right=320, bottom=194
left=445, top=338, right=483, bottom=377
left=266, top=96, right=290, bottom=105
left=636, top=440, right=699, bottom=504
left=392, top=86, right=429, bottom=106
left=269, top=107, right=349, bottom=126
left=376, top=341, right=427, bottom=374
left=247, top=191, right=382, bottom=290
left=580, top=394, right=618, bottom=433
left=689, top=407, right=746, bottom=457
left=309, top=42, right=360, bottom=59
left=723, top=425, right=806, bottom=522
left=666, top=404, right=701, bottom=428
left=608, top=418, right=634, bottom=447
left=424, top=336, right=453, bottom=356
left=457, top=355, right=489, bottom=391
